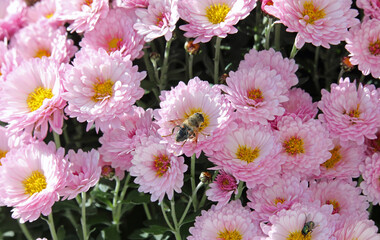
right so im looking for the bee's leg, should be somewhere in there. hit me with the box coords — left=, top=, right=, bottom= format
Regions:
left=162, top=125, right=180, bottom=138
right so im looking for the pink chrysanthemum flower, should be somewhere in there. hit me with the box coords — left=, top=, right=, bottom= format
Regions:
left=0, top=141, right=68, bottom=223
left=178, top=0, right=256, bottom=43
left=357, top=0, right=380, bottom=20
left=345, top=19, right=380, bottom=78
left=318, top=78, right=379, bottom=145
left=267, top=0, right=359, bottom=49
left=60, top=149, right=101, bottom=200
left=264, top=202, right=337, bottom=240
left=0, top=58, right=66, bottom=139
left=281, top=88, right=318, bottom=122
left=56, top=0, right=109, bottom=33
left=221, top=65, right=289, bottom=125
left=238, top=48, right=298, bottom=89
left=0, top=40, right=22, bottom=81
left=277, top=116, right=333, bottom=178
left=155, top=77, right=232, bottom=157
left=334, top=219, right=380, bottom=240
left=80, top=7, right=145, bottom=60
left=247, top=175, right=310, bottom=222
left=10, top=22, right=77, bottom=64
left=318, top=138, right=365, bottom=180
left=365, top=129, right=380, bottom=156
left=188, top=200, right=261, bottom=240
left=134, top=0, right=179, bottom=42
left=0, top=126, right=10, bottom=165
left=208, top=121, right=282, bottom=188
left=130, top=135, right=188, bottom=202
left=63, top=49, right=146, bottom=132
left=99, top=107, right=158, bottom=173
left=206, top=170, right=238, bottom=208
left=0, top=0, right=26, bottom=40
left=113, top=0, right=148, bottom=8
left=26, top=0, right=62, bottom=27
left=309, top=179, right=369, bottom=227
left=360, top=153, right=380, bottom=205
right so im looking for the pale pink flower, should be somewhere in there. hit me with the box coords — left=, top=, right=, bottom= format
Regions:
left=357, top=0, right=380, bottom=20
left=365, top=129, right=380, bottom=156
left=80, top=7, right=145, bottom=60
left=155, top=77, right=232, bottom=157
left=309, top=179, right=369, bottom=228
left=178, top=0, right=256, bottom=43
left=281, top=88, right=318, bottom=122
left=264, top=202, right=337, bottom=240
left=345, top=19, right=380, bottom=78
left=206, top=170, right=238, bottom=208
left=0, top=0, right=26, bottom=40
left=0, top=58, right=66, bottom=139
left=238, top=48, right=298, bottom=89
left=0, top=40, right=22, bottom=81
left=221, top=65, right=289, bottom=125
left=99, top=107, right=158, bottom=173
left=318, top=78, right=380, bottom=145
left=63, top=49, right=146, bottom=132
left=10, top=22, right=77, bottom=64
left=277, top=116, right=333, bottom=179
left=130, top=135, right=188, bottom=202
left=26, top=0, right=63, bottom=27
left=56, top=0, right=109, bottom=33
left=113, top=0, right=148, bottom=8
left=247, top=175, right=310, bottom=222
left=318, top=138, right=365, bottom=180
left=207, top=121, right=282, bottom=188
left=267, top=0, right=359, bottom=48
left=360, top=153, right=380, bottom=205
left=188, top=200, right=261, bottom=240
left=0, top=141, right=68, bottom=223
left=0, top=126, right=10, bottom=164
left=134, top=0, right=179, bottom=42
left=60, top=149, right=101, bottom=200
left=334, top=219, right=380, bottom=240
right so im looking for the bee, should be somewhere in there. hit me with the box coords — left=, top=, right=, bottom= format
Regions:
left=166, top=112, right=205, bottom=144
left=301, top=218, right=316, bottom=236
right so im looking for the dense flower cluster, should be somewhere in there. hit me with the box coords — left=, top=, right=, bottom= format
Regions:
left=0, top=0, right=378, bottom=239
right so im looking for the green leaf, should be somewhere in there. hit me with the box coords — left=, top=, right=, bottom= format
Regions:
left=101, top=226, right=120, bottom=240
left=124, top=190, right=151, bottom=205
left=56, top=225, right=66, bottom=240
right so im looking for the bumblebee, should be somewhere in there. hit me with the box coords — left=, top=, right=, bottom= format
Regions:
left=168, top=112, right=205, bottom=143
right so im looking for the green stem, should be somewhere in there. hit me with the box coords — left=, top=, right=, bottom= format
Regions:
left=159, top=38, right=173, bottom=91
left=81, top=192, right=88, bottom=240
left=112, top=177, right=121, bottom=229
left=190, top=154, right=198, bottom=211
left=234, top=181, right=244, bottom=200
left=274, top=23, right=281, bottom=51
left=170, top=199, right=178, bottom=227
left=173, top=230, right=182, bottom=240
left=160, top=202, right=174, bottom=230
left=289, top=41, right=299, bottom=59
left=264, top=17, right=273, bottom=50
left=312, top=46, right=321, bottom=93
left=47, top=213, right=58, bottom=240
left=359, top=74, right=365, bottom=83
left=213, top=37, right=222, bottom=84
left=188, top=54, right=194, bottom=80
left=143, top=48, right=160, bottom=102
left=53, top=132, right=61, bottom=149
left=179, top=182, right=203, bottom=225
left=337, top=68, right=344, bottom=82
left=18, top=222, right=33, bottom=240
left=143, top=203, right=152, bottom=220
left=114, top=174, right=131, bottom=228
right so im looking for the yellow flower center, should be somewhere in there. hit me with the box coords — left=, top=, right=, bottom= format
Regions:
left=183, top=108, right=209, bottom=132
left=274, top=197, right=285, bottom=205
left=205, top=3, right=231, bottom=24
left=247, top=88, right=264, bottom=103
left=34, top=48, right=51, bottom=59
left=45, top=12, right=54, bottom=19
left=156, top=13, right=164, bottom=27
left=107, top=37, right=123, bottom=53
left=283, top=136, right=304, bottom=155
left=27, top=87, right=53, bottom=112
left=302, top=1, right=326, bottom=24
left=369, top=39, right=380, bottom=56
left=326, top=199, right=340, bottom=214
left=217, top=228, right=242, bottom=240
left=0, top=150, right=7, bottom=166
left=287, top=231, right=312, bottom=240
left=154, top=154, right=170, bottom=177
left=236, top=145, right=260, bottom=163
left=91, top=79, right=114, bottom=102
left=84, top=0, right=92, bottom=6
left=22, top=170, right=47, bottom=196
left=322, top=146, right=342, bottom=169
